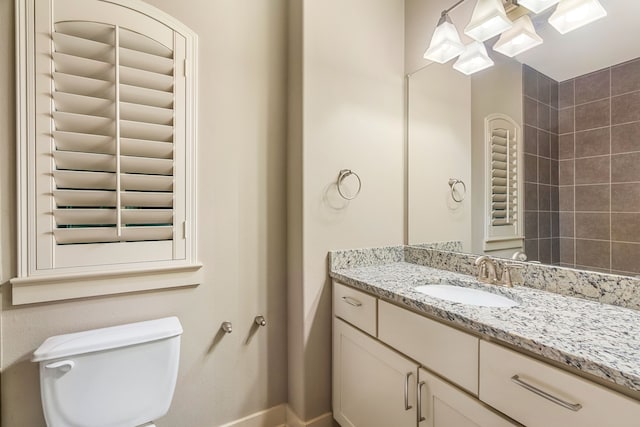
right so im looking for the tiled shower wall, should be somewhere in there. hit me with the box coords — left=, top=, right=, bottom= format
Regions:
left=557, top=57, right=640, bottom=276
left=522, top=65, right=560, bottom=264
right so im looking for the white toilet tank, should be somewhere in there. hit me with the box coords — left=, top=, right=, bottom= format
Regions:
left=33, top=317, right=183, bottom=427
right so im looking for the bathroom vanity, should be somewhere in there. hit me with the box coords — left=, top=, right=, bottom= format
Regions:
left=330, top=247, right=640, bottom=427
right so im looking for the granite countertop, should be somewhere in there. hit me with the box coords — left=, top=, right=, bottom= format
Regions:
left=330, top=261, right=640, bottom=395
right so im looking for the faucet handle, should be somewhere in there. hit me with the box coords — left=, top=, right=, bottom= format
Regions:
left=501, top=263, right=524, bottom=287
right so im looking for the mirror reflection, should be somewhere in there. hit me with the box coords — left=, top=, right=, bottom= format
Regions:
left=407, top=0, right=640, bottom=277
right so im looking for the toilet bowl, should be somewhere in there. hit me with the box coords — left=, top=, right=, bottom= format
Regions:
left=33, top=317, right=183, bottom=427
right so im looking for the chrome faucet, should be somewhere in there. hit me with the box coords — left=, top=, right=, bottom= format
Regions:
left=474, top=256, right=499, bottom=284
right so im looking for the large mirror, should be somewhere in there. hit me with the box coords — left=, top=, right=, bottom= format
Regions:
left=407, top=0, right=640, bottom=277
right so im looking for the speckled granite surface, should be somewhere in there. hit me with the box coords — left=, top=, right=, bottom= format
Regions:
left=329, top=247, right=640, bottom=394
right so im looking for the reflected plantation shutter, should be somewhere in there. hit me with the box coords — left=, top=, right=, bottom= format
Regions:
left=16, top=0, right=198, bottom=284
left=484, top=114, right=523, bottom=249
left=51, top=23, right=176, bottom=245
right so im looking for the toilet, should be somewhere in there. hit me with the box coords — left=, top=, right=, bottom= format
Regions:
left=32, top=317, right=183, bottom=427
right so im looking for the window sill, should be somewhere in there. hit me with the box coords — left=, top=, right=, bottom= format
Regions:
left=10, top=263, right=203, bottom=305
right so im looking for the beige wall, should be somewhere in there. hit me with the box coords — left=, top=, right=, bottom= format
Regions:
left=1, top=1, right=289, bottom=426
left=407, top=65, right=472, bottom=249
left=288, top=0, right=405, bottom=420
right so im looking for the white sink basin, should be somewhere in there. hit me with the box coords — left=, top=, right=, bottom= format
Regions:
left=414, top=284, right=518, bottom=308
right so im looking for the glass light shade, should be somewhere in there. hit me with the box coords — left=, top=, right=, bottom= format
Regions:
left=464, top=0, right=513, bottom=42
left=517, top=0, right=560, bottom=14
left=548, top=0, right=607, bottom=35
left=424, top=14, right=465, bottom=63
left=493, top=15, right=543, bottom=57
left=453, top=41, right=495, bottom=75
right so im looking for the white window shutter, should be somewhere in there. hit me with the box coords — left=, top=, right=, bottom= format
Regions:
left=15, top=0, right=199, bottom=298
left=484, top=114, right=523, bottom=251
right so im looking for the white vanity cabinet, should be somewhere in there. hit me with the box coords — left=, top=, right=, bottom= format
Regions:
left=333, top=319, right=418, bottom=427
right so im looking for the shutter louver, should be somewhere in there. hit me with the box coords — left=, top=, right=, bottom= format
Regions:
left=490, top=128, right=518, bottom=226
left=51, top=22, right=175, bottom=245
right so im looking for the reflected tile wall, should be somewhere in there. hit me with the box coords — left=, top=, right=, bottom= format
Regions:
left=523, top=65, right=560, bottom=264
left=556, top=57, right=640, bottom=276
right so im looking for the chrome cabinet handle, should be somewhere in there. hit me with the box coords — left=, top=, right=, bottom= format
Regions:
left=341, top=296, right=362, bottom=307
left=404, top=372, right=414, bottom=410
left=511, top=375, right=582, bottom=412
left=417, top=381, right=426, bottom=422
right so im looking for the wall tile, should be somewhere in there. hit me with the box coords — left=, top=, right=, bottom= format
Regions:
left=611, top=213, right=640, bottom=243
left=525, top=182, right=538, bottom=210
left=611, top=58, right=640, bottom=96
left=612, top=183, right=640, bottom=212
left=560, top=238, right=575, bottom=265
left=575, top=99, right=610, bottom=131
left=558, top=134, right=574, bottom=159
left=523, top=65, right=539, bottom=99
left=525, top=212, right=539, bottom=238
left=559, top=186, right=574, bottom=211
left=550, top=107, right=559, bottom=134
left=558, top=79, right=574, bottom=109
left=575, top=212, right=610, bottom=240
left=611, top=92, right=640, bottom=125
left=575, top=239, right=610, bottom=270
left=538, top=102, right=550, bottom=131
left=574, top=68, right=610, bottom=104
left=524, top=96, right=538, bottom=127
left=560, top=212, right=574, bottom=237
left=539, top=184, right=551, bottom=210
left=612, top=242, right=640, bottom=273
left=524, top=125, right=538, bottom=154
left=538, top=130, right=550, bottom=157
left=551, top=238, right=560, bottom=264
left=551, top=211, right=560, bottom=237
left=559, top=107, right=574, bottom=134
left=612, top=122, right=640, bottom=153
left=574, top=127, right=610, bottom=158
left=574, top=156, right=610, bottom=185
left=550, top=160, right=559, bottom=186
left=525, top=154, right=538, bottom=182
left=612, top=152, right=640, bottom=182
left=538, top=157, right=550, bottom=184
left=550, top=82, right=559, bottom=109
left=525, top=239, right=539, bottom=261
left=549, top=133, right=559, bottom=160
left=559, top=159, right=574, bottom=185
left=539, top=211, right=551, bottom=238
left=538, top=74, right=552, bottom=105
left=575, top=184, right=610, bottom=211
left=539, top=238, right=552, bottom=264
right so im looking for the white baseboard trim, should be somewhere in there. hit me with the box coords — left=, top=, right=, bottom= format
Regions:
left=217, top=404, right=334, bottom=427
left=286, top=406, right=334, bottom=427
left=218, top=404, right=287, bottom=427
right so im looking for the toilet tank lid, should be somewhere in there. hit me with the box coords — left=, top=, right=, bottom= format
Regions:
left=32, top=317, right=183, bottom=362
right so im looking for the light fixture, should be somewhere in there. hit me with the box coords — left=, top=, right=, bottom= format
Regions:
left=548, top=0, right=607, bottom=34
left=464, top=0, right=513, bottom=42
left=453, top=41, right=495, bottom=75
left=493, top=15, right=543, bottom=57
left=517, top=0, right=560, bottom=14
left=424, top=13, right=465, bottom=63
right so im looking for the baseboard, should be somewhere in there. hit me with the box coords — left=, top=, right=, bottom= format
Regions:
left=217, top=404, right=334, bottom=427
left=286, top=406, right=335, bottom=427
left=218, top=404, right=287, bottom=427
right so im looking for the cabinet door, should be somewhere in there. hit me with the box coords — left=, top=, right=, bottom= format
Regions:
left=418, top=368, right=516, bottom=427
left=333, top=319, right=417, bottom=427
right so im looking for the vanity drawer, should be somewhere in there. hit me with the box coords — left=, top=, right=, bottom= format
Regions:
left=378, top=300, right=479, bottom=395
left=333, top=282, right=377, bottom=336
left=479, top=341, right=640, bottom=427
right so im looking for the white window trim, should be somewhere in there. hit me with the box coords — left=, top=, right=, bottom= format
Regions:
left=13, top=0, right=201, bottom=304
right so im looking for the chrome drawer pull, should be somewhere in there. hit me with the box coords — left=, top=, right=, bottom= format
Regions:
left=417, top=381, right=426, bottom=422
left=404, top=372, right=414, bottom=410
left=511, top=375, right=582, bottom=412
left=342, top=296, right=363, bottom=307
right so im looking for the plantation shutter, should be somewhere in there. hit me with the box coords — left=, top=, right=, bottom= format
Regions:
left=484, top=114, right=523, bottom=250
left=490, top=128, right=517, bottom=226
left=51, top=22, right=175, bottom=245
left=23, top=0, right=196, bottom=273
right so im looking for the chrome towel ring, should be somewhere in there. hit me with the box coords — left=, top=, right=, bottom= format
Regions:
left=448, top=178, right=466, bottom=203
left=337, top=169, right=362, bottom=200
